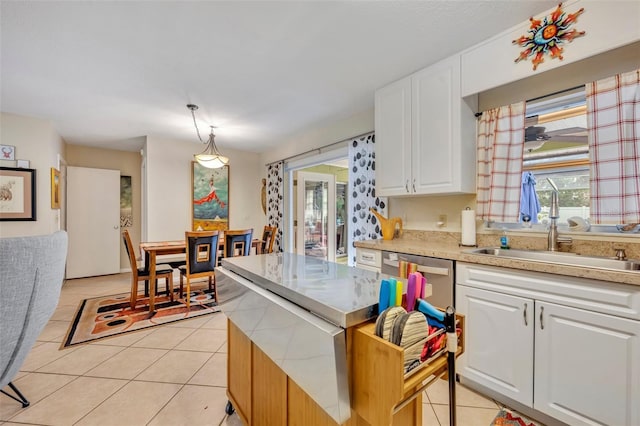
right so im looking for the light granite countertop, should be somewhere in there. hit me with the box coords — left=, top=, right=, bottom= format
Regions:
left=355, top=235, right=640, bottom=286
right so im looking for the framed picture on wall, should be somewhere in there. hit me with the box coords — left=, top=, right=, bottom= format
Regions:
left=0, top=167, right=36, bottom=221
left=51, top=168, right=60, bottom=209
left=191, top=162, right=229, bottom=231
left=0, top=145, right=16, bottom=161
left=120, top=175, right=132, bottom=227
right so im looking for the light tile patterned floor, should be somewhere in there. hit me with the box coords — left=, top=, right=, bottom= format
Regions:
left=0, top=273, right=523, bottom=425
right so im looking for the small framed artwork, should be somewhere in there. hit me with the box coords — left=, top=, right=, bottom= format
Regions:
left=0, top=167, right=36, bottom=221
left=16, top=159, right=30, bottom=168
left=191, top=162, right=229, bottom=231
left=0, top=145, right=16, bottom=161
left=51, top=168, right=60, bottom=209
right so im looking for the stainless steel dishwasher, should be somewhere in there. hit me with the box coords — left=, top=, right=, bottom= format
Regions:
left=381, top=251, right=454, bottom=309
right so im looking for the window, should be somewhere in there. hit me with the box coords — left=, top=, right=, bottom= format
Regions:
left=523, top=89, right=589, bottom=225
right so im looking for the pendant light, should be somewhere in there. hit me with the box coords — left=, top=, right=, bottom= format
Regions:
left=187, top=104, right=229, bottom=169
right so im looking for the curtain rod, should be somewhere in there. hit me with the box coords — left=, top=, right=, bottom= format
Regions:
left=265, top=130, right=374, bottom=166
left=474, top=84, right=586, bottom=118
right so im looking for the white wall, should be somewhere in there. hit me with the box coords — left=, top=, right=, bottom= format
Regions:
left=461, top=0, right=640, bottom=97
left=0, top=113, right=64, bottom=237
left=258, top=107, right=480, bottom=232
left=145, top=136, right=264, bottom=242
left=260, top=108, right=374, bottom=166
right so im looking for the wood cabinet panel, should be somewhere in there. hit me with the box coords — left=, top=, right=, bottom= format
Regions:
left=227, top=317, right=463, bottom=426
left=227, top=320, right=252, bottom=424
left=252, top=344, right=287, bottom=425
left=288, top=378, right=336, bottom=426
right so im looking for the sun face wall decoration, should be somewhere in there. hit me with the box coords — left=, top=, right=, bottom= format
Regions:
left=513, top=3, right=585, bottom=71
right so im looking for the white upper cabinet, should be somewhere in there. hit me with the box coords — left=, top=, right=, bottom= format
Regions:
left=374, top=77, right=412, bottom=196
left=375, top=54, right=477, bottom=197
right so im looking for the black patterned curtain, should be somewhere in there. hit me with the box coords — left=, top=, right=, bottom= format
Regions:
left=348, top=133, right=386, bottom=265
left=266, top=161, right=284, bottom=252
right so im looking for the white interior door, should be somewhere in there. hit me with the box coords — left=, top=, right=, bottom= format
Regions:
left=296, top=171, right=336, bottom=262
left=66, top=166, right=121, bottom=279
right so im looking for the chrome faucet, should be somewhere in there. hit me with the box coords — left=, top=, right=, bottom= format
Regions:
left=546, top=179, right=572, bottom=251
left=548, top=189, right=560, bottom=251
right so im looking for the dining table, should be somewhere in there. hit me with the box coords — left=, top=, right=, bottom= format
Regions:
left=139, top=237, right=260, bottom=312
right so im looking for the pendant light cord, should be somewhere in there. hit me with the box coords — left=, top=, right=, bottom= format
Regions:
left=189, top=106, right=205, bottom=144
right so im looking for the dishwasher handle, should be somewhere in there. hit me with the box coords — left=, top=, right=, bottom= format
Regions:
left=382, top=258, right=450, bottom=276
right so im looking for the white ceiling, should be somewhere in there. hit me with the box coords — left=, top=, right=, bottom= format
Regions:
left=1, top=1, right=556, bottom=153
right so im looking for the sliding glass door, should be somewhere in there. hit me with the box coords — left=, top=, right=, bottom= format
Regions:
left=296, top=171, right=336, bottom=262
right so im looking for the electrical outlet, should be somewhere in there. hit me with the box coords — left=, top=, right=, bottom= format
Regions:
left=438, top=214, right=447, bottom=227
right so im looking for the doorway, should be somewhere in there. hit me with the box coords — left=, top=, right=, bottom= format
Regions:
left=284, top=150, right=349, bottom=264
left=296, top=171, right=336, bottom=262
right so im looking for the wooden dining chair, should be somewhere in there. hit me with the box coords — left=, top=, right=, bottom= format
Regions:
left=179, top=231, right=220, bottom=308
left=258, top=226, right=277, bottom=254
left=123, top=229, right=174, bottom=309
left=223, top=229, right=254, bottom=258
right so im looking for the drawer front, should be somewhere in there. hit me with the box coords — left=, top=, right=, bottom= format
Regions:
left=457, top=263, right=640, bottom=320
left=356, top=248, right=381, bottom=268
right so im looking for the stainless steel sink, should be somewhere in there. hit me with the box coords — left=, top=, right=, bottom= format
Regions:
left=466, top=247, right=640, bottom=271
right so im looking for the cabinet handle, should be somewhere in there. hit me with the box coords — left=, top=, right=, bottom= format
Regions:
left=405, top=180, right=409, bottom=193
left=540, top=306, right=544, bottom=330
left=523, top=303, right=528, bottom=326
left=412, top=179, right=416, bottom=192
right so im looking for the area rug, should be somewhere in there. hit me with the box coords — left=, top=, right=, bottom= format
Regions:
left=491, top=409, right=537, bottom=426
left=62, top=284, right=220, bottom=348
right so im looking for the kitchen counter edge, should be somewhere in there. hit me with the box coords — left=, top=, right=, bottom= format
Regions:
left=355, top=239, right=640, bottom=286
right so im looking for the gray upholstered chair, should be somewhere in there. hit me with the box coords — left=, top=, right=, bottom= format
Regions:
left=0, top=231, right=68, bottom=407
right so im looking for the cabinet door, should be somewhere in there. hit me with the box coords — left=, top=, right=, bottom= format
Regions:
left=456, top=285, right=534, bottom=406
left=535, top=302, right=640, bottom=426
left=374, top=77, right=412, bottom=196
left=411, top=56, right=459, bottom=194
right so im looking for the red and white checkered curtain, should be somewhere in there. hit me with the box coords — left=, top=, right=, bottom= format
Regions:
left=586, top=69, right=640, bottom=224
left=476, top=102, right=526, bottom=223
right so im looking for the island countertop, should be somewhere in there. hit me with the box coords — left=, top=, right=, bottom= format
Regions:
left=221, top=252, right=383, bottom=329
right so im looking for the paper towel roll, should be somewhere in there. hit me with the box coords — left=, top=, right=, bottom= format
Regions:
left=461, top=209, right=476, bottom=246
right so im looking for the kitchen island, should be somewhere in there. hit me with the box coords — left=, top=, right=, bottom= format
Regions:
left=216, top=253, right=463, bottom=426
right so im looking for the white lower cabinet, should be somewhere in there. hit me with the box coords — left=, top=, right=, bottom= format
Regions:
left=457, top=263, right=640, bottom=426
left=535, top=301, right=639, bottom=426
left=456, top=286, right=534, bottom=406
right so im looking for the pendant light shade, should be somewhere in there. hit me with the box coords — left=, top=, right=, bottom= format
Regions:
left=187, top=104, right=229, bottom=169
